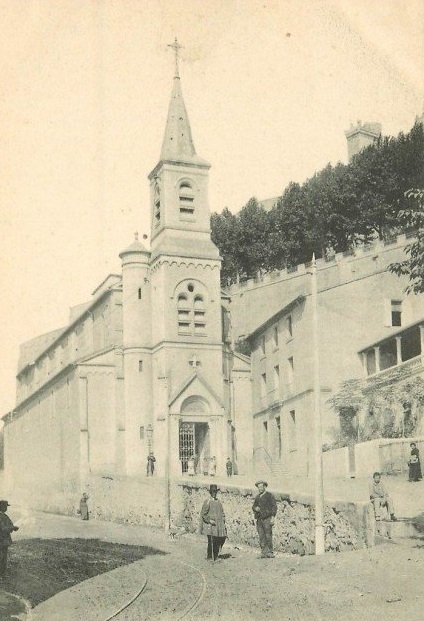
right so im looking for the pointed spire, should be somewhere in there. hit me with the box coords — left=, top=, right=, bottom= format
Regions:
left=160, top=74, right=197, bottom=161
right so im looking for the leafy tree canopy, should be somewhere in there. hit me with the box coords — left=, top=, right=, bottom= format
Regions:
left=211, top=123, right=424, bottom=285
left=389, top=188, right=424, bottom=293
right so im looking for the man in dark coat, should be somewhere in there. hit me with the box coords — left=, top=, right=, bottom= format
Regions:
left=0, top=500, right=19, bottom=576
left=252, top=480, right=277, bottom=558
left=200, top=484, right=227, bottom=561
left=146, top=452, right=156, bottom=476
left=226, top=458, right=233, bottom=477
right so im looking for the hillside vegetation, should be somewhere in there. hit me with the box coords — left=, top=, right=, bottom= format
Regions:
left=211, top=123, right=424, bottom=286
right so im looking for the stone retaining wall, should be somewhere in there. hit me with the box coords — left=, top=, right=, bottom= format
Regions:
left=174, top=480, right=374, bottom=555
left=4, top=473, right=375, bottom=554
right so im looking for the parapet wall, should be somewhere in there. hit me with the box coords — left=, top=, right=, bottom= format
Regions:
left=227, top=233, right=412, bottom=296
left=226, top=234, right=414, bottom=341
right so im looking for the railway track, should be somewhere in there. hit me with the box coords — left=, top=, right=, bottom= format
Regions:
left=102, top=555, right=208, bottom=621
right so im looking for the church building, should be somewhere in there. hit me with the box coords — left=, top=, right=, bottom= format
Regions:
left=2, top=47, right=251, bottom=506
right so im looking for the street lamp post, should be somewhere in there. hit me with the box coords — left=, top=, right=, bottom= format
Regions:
left=311, top=254, right=325, bottom=555
left=146, top=424, right=153, bottom=453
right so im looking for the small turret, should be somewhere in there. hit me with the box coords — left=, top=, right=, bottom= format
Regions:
left=345, top=121, right=382, bottom=162
left=119, top=232, right=151, bottom=348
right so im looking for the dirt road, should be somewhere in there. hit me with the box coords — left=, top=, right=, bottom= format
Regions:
left=2, top=511, right=424, bottom=620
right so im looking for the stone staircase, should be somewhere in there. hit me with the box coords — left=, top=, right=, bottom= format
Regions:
left=373, top=476, right=424, bottom=544
left=376, top=517, right=423, bottom=540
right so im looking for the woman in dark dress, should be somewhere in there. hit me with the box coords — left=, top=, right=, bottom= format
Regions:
left=408, top=442, right=422, bottom=482
left=79, top=493, right=89, bottom=520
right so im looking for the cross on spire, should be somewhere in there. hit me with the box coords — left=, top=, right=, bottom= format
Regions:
left=168, top=37, right=183, bottom=78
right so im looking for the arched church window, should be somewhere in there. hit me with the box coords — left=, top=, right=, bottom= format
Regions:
left=177, top=293, right=191, bottom=333
left=176, top=284, right=206, bottom=336
left=154, top=187, right=161, bottom=226
left=179, top=180, right=195, bottom=217
left=193, top=294, right=206, bottom=335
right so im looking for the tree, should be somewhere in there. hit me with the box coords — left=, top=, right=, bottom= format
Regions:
left=235, top=198, right=272, bottom=279
left=211, top=208, right=239, bottom=285
left=211, top=123, right=424, bottom=285
left=389, top=189, right=424, bottom=293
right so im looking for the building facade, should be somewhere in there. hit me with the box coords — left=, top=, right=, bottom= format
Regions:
left=2, top=63, right=251, bottom=506
left=227, top=235, right=424, bottom=477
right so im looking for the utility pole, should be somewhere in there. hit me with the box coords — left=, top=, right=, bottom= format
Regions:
left=164, top=409, right=171, bottom=530
left=311, top=254, right=325, bottom=555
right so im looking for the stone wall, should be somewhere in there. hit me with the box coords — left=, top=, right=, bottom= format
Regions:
left=83, top=474, right=168, bottom=525
left=174, top=480, right=374, bottom=555
left=3, top=472, right=375, bottom=555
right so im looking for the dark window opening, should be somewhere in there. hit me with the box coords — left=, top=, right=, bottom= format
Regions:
left=401, top=326, right=421, bottom=362
left=380, top=340, right=397, bottom=371
left=287, top=315, right=293, bottom=337
left=391, top=301, right=402, bottom=327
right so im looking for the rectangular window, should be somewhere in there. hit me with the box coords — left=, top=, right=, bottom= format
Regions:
left=274, top=365, right=280, bottom=394
left=273, top=325, right=279, bottom=348
left=260, top=335, right=266, bottom=356
left=178, top=322, right=191, bottom=333
left=261, top=373, right=267, bottom=398
left=138, top=360, right=143, bottom=372
left=391, top=300, right=402, bottom=327
left=262, top=420, right=269, bottom=449
left=289, top=410, right=297, bottom=450
left=287, top=357, right=294, bottom=384
left=276, top=415, right=282, bottom=459
left=287, top=315, right=293, bottom=337
left=194, top=323, right=206, bottom=335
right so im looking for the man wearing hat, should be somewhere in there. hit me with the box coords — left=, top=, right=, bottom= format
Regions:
left=252, top=481, right=277, bottom=558
left=199, top=484, right=227, bottom=561
left=0, top=500, right=19, bottom=576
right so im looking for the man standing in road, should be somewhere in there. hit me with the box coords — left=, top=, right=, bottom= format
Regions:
left=252, top=480, right=277, bottom=558
left=0, top=500, right=19, bottom=576
left=200, top=484, right=227, bottom=561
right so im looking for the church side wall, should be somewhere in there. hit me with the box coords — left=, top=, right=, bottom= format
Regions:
left=3, top=370, right=80, bottom=511
left=84, top=369, right=118, bottom=475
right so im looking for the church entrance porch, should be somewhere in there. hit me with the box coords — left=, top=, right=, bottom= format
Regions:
left=179, top=421, right=209, bottom=474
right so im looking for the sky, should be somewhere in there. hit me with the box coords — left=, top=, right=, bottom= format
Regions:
left=0, top=0, right=423, bottom=415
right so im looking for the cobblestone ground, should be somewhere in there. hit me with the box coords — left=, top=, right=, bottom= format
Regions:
left=2, top=510, right=424, bottom=621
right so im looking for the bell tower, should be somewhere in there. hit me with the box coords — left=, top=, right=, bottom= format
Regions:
left=148, top=39, right=220, bottom=263
left=147, top=40, right=226, bottom=477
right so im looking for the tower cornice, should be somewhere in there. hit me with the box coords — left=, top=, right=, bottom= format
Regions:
left=148, top=157, right=210, bottom=181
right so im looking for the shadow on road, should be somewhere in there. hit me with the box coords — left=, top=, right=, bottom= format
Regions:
left=0, top=537, right=167, bottom=609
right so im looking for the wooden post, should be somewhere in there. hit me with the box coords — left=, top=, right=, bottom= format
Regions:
left=311, top=255, right=325, bottom=555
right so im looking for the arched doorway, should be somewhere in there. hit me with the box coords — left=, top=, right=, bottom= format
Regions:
left=179, top=396, right=210, bottom=474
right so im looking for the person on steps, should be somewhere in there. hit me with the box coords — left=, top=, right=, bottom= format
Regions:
left=369, top=472, right=397, bottom=521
